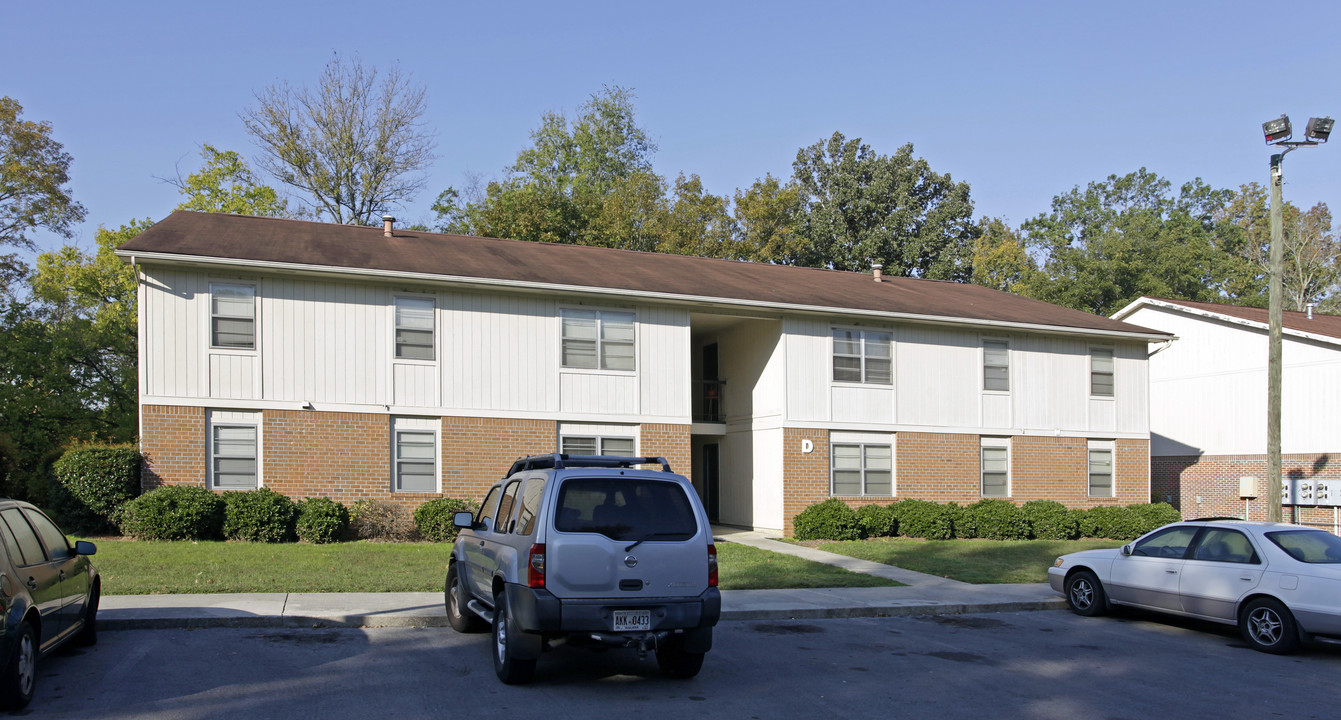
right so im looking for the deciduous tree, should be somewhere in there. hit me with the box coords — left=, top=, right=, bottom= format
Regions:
left=167, top=144, right=293, bottom=217
left=241, top=54, right=435, bottom=225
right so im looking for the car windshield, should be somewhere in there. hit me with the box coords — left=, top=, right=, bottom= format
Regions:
left=554, top=478, right=698, bottom=542
left=1266, top=530, right=1341, bottom=564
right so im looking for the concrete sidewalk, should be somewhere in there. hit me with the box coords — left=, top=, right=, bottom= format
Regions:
left=98, top=528, right=1066, bottom=630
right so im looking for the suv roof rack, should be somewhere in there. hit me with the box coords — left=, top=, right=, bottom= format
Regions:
left=1187, top=516, right=1245, bottom=522
left=506, top=454, right=672, bottom=476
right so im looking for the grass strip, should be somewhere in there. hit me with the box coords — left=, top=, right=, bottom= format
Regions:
left=813, top=538, right=1123, bottom=584
left=83, top=538, right=898, bottom=594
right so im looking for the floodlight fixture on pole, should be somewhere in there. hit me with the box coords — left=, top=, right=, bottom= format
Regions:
left=1262, top=113, right=1331, bottom=523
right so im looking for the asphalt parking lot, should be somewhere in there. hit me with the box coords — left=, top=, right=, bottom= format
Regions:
left=23, top=610, right=1341, bottom=720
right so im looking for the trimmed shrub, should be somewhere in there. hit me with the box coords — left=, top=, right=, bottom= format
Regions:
left=349, top=499, right=419, bottom=541
left=119, top=485, right=225, bottom=541
left=892, top=499, right=956, bottom=540
left=793, top=499, right=863, bottom=541
left=855, top=503, right=898, bottom=538
left=223, top=487, right=298, bottom=542
left=1022, top=499, right=1080, bottom=540
left=296, top=497, right=349, bottom=544
left=1129, top=502, right=1182, bottom=537
left=50, top=444, right=142, bottom=533
left=960, top=499, right=1031, bottom=540
left=415, top=497, right=476, bottom=542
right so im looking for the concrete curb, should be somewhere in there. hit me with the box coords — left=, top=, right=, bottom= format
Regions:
left=99, top=598, right=1066, bottom=631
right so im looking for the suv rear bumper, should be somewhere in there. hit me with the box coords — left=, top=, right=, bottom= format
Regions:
left=506, top=584, right=721, bottom=635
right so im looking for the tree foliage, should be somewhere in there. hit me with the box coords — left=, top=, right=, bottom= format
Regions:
left=789, top=132, right=978, bottom=278
left=1217, top=183, right=1337, bottom=311
left=241, top=54, right=436, bottom=225
left=0, top=96, right=87, bottom=293
left=169, top=144, right=292, bottom=217
left=1018, top=169, right=1256, bottom=316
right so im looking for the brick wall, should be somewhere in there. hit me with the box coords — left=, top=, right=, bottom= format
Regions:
left=1154, top=452, right=1341, bottom=527
left=441, top=417, right=557, bottom=500
left=140, top=405, right=206, bottom=490
left=262, top=409, right=397, bottom=506
left=642, top=423, right=692, bottom=483
left=776, top=429, right=1153, bottom=535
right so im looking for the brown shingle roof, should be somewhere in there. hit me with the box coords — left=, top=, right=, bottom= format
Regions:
left=117, top=211, right=1168, bottom=339
left=1139, top=297, right=1341, bottom=341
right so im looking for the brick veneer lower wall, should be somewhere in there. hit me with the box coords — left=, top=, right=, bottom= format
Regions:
left=642, top=423, right=692, bottom=485
left=141, top=405, right=207, bottom=490
left=1154, top=452, right=1341, bottom=528
left=778, top=428, right=1152, bottom=535
left=263, top=409, right=398, bottom=505
left=440, top=417, right=557, bottom=501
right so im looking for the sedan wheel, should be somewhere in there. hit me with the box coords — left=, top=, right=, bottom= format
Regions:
left=1240, top=597, right=1300, bottom=654
left=1064, top=570, right=1107, bottom=617
left=1, top=621, right=37, bottom=710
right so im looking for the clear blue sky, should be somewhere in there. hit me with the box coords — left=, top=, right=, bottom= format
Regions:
left=4, top=1, right=1339, bottom=256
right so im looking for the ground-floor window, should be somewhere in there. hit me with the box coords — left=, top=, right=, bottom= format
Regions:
left=559, top=423, right=638, bottom=457
left=981, top=437, right=1010, bottom=497
left=830, top=441, right=892, bottom=496
left=1088, top=440, right=1114, bottom=497
left=393, top=417, right=438, bottom=492
left=208, top=409, right=260, bottom=489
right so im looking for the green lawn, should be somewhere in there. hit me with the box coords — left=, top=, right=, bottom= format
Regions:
left=82, top=538, right=898, bottom=595
left=811, top=538, right=1123, bottom=584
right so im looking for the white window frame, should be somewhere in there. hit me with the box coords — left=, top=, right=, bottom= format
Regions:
left=831, top=327, right=893, bottom=386
left=393, top=295, right=437, bottom=363
left=980, top=437, right=1010, bottom=498
left=207, top=410, right=261, bottom=489
left=560, top=308, right=637, bottom=373
left=982, top=339, right=1010, bottom=393
left=1088, top=440, right=1115, bottom=498
left=209, top=282, right=257, bottom=352
left=392, top=417, right=439, bottom=493
left=1090, top=347, right=1115, bottom=398
left=558, top=423, right=639, bottom=457
left=829, top=431, right=894, bottom=497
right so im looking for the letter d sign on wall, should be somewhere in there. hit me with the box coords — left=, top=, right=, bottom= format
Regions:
left=800, top=439, right=814, bottom=454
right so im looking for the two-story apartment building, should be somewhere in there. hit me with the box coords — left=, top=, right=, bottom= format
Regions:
left=117, top=212, right=1168, bottom=534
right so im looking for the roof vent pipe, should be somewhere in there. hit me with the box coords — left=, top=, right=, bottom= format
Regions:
left=872, top=263, right=883, bottom=282
left=383, top=215, right=395, bottom=238
left=1307, top=302, right=1315, bottom=319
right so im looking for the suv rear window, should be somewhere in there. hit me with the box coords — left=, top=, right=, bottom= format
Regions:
left=554, top=478, right=697, bottom=542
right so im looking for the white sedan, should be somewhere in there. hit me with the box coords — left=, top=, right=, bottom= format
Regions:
left=1049, top=518, right=1341, bottom=653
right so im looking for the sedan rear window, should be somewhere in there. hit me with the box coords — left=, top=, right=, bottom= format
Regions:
left=555, top=478, right=697, bottom=542
left=1267, top=530, right=1341, bottom=563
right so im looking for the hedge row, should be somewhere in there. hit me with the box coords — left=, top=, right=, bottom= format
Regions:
left=792, top=498, right=1181, bottom=542
left=119, top=487, right=476, bottom=543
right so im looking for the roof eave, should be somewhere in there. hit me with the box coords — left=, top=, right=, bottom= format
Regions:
left=117, top=249, right=1171, bottom=342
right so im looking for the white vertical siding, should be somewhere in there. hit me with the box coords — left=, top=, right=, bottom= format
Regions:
left=559, top=373, right=639, bottom=415
left=262, top=278, right=388, bottom=406
left=441, top=292, right=556, bottom=413
left=895, top=324, right=977, bottom=427
left=784, top=318, right=828, bottom=422
left=832, top=386, right=894, bottom=423
left=752, top=428, right=784, bottom=531
left=208, top=355, right=259, bottom=399
left=142, top=268, right=205, bottom=398
left=639, top=306, right=691, bottom=418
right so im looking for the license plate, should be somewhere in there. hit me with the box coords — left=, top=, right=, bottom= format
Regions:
left=612, top=610, right=651, bottom=631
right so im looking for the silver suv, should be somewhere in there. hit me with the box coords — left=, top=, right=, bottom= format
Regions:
left=445, top=454, right=721, bottom=684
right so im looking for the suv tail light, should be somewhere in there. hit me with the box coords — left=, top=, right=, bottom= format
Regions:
left=528, top=544, right=546, bottom=588
left=707, top=544, right=718, bottom=587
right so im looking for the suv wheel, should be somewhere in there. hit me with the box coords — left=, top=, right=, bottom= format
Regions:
left=1, top=620, right=37, bottom=710
left=655, top=637, right=705, bottom=679
left=445, top=565, right=486, bottom=633
left=492, top=590, right=537, bottom=685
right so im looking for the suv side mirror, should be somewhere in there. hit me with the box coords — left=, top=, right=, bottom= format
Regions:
left=453, top=511, right=475, bottom=529
left=75, top=540, right=97, bottom=556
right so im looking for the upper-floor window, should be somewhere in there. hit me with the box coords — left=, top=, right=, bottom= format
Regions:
left=1091, top=348, right=1114, bottom=397
left=1088, top=440, right=1114, bottom=497
left=831, top=443, right=892, bottom=496
left=562, top=309, right=635, bottom=371
left=394, top=296, right=436, bottom=361
left=211, top=283, right=255, bottom=349
left=983, top=340, right=1010, bottom=392
left=981, top=438, right=1010, bottom=497
left=832, top=328, right=892, bottom=385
